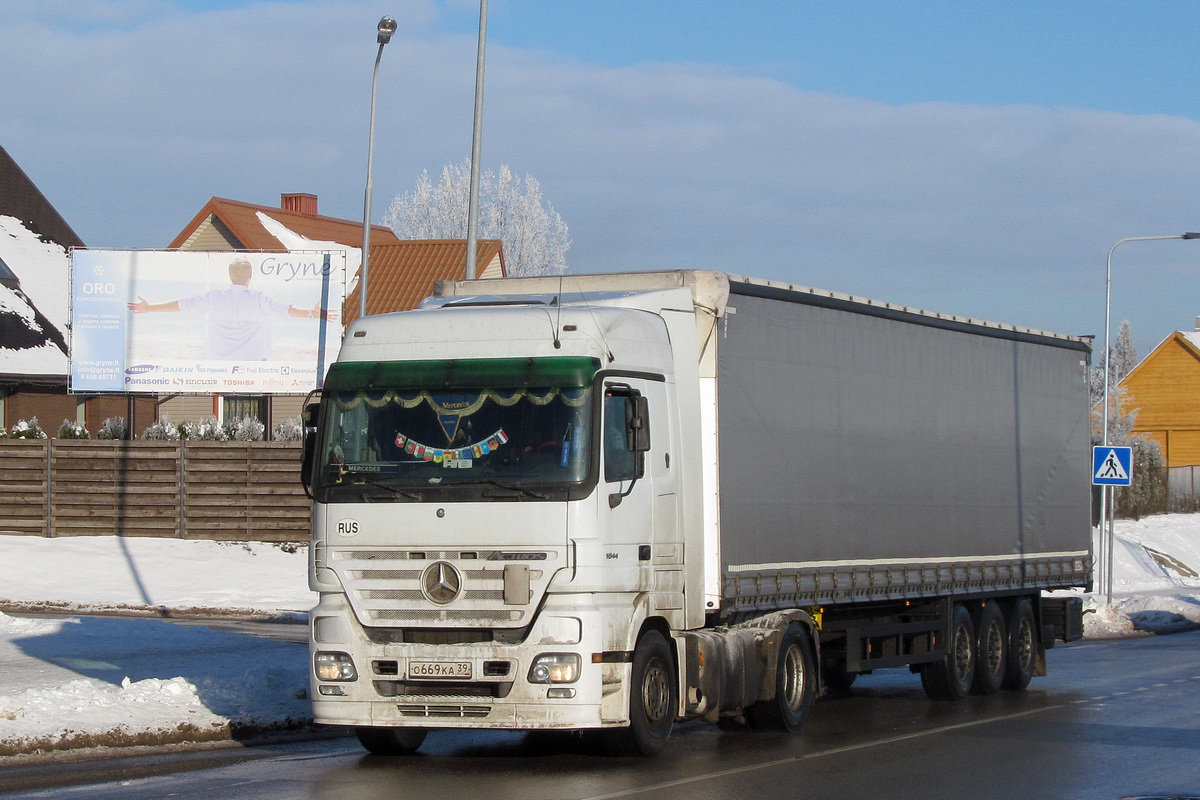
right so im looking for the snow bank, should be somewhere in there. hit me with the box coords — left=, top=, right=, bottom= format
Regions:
left=1082, top=514, right=1200, bottom=637
left=0, top=536, right=314, bottom=618
left=0, top=610, right=310, bottom=758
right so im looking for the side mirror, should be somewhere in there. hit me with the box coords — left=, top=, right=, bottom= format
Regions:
left=300, top=396, right=321, bottom=498
left=627, top=395, right=651, bottom=454
left=608, top=390, right=651, bottom=508
left=302, top=401, right=320, bottom=429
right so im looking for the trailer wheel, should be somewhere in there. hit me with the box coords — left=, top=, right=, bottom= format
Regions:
left=746, top=624, right=817, bottom=732
left=1002, top=598, right=1037, bottom=691
left=971, top=601, right=1006, bottom=695
left=355, top=726, right=427, bottom=755
left=920, top=603, right=975, bottom=701
left=612, top=630, right=676, bottom=756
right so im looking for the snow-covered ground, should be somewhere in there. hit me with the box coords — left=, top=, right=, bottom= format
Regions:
left=0, top=538, right=314, bottom=760
left=0, top=516, right=1198, bottom=761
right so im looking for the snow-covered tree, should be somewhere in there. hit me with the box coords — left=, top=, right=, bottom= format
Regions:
left=383, top=158, right=570, bottom=277
left=1089, top=319, right=1140, bottom=413
left=1109, top=320, right=1139, bottom=385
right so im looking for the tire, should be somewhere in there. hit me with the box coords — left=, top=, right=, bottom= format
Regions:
left=746, top=624, right=817, bottom=732
left=611, top=630, right=677, bottom=756
left=355, top=726, right=428, bottom=755
left=971, top=601, right=1006, bottom=695
left=1002, top=597, right=1038, bottom=691
left=920, top=603, right=976, bottom=701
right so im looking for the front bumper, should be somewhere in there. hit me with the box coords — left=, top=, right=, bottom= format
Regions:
left=309, top=593, right=626, bottom=730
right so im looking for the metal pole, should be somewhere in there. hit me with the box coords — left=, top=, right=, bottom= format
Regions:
left=360, top=16, right=397, bottom=320
left=1099, top=233, right=1200, bottom=604
left=465, top=0, right=488, bottom=280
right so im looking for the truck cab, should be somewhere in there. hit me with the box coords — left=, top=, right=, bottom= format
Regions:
left=304, top=287, right=706, bottom=755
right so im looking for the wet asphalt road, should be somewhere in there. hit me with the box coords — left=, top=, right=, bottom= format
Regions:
left=3, top=629, right=1199, bottom=800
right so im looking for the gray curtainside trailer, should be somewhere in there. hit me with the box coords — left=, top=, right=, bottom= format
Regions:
left=715, top=278, right=1091, bottom=612
left=305, top=270, right=1092, bottom=756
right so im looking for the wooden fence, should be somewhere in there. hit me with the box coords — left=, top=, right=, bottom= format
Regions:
left=0, top=439, right=309, bottom=541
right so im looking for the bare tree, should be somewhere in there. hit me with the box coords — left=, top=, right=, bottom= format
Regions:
left=383, top=158, right=570, bottom=277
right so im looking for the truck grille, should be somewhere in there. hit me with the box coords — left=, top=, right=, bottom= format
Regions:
left=330, top=548, right=560, bottom=629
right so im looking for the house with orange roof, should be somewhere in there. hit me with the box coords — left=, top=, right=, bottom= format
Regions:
left=168, top=193, right=401, bottom=252
left=343, top=238, right=504, bottom=327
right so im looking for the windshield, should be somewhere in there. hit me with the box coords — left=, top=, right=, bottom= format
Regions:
left=314, top=357, right=599, bottom=502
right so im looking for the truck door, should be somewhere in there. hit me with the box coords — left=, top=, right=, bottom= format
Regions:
left=602, top=379, right=684, bottom=619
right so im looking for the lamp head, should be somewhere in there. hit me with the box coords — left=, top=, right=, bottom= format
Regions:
left=377, top=16, right=397, bottom=45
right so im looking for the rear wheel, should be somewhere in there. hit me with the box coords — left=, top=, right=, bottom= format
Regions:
left=746, top=624, right=817, bottom=731
left=1002, top=598, right=1038, bottom=690
left=920, top=603, right=976, bottom=701
left=611, top=630, right=676, bottom=756
left=355, top=726, right=427, bottom=755
left=972, top=601, right=1006, bottom=695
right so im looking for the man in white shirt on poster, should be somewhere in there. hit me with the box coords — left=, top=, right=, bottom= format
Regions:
left=126, top=257, right=336, bottom=361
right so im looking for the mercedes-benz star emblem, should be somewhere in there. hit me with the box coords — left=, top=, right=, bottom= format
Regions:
left=421, top=561, right=462, bottom=605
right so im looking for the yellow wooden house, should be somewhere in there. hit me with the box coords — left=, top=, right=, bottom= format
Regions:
left=1120, top=330, right=1200, bottom=467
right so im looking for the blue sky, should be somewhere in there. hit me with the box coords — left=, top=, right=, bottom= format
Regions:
left=439, top=1, right=1200, bottom=115
left=6, top=0, right=1200, bottom=356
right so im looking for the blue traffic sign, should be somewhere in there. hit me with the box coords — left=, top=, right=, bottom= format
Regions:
left=1093, top=446, right=1133, bottom=486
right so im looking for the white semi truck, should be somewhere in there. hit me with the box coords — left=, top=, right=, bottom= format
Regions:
left=302, top=270, right=1091, bottom=756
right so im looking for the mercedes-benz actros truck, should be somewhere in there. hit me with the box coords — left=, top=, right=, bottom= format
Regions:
left=302, top=270, right=1090, bottom=756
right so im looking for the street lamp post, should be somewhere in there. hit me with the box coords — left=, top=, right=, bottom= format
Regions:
left=465, top=0, right=488, bottom=280
left=1098, top=232, right=1200, bottom=603
left=360, top=15, right=398, bottom=321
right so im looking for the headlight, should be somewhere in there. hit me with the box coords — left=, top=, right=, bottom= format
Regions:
left=528, top=653, right=580, bottom=684
left=314, top=651, right=358, bottom=682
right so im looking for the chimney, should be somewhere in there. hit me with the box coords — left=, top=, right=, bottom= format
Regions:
left=280, top=193, right=318, bottom=216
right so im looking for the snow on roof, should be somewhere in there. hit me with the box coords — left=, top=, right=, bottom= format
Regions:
left=0, top=215, right=69, bottom=377
left=255, top=210, right=362, bottom=275
left=1179, top=331, right=1200, bottom=351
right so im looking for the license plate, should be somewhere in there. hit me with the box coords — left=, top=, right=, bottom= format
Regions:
left=408, top=661, right=472, bottom=679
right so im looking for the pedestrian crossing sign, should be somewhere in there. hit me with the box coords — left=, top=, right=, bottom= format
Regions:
left=1092, top=446, right=1133, bottom=486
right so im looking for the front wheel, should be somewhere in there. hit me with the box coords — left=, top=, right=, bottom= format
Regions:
left=746, top=623, right=817, bottom=731
left=355, top=726, right=427, bottom=755
left=611, top=629, right=677, bottom=756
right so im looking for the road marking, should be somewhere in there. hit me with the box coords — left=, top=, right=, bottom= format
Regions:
left=578, top=705, right=1066, bottom=800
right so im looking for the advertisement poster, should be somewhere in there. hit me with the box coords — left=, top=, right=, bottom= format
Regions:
left=70, top=250, right=345, bottom=394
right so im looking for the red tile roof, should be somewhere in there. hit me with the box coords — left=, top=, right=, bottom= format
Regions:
left=343, top=239, right=505, bottom=325
left=168, top=196, right=400, bottom=250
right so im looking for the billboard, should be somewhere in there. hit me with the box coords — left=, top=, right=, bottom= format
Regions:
left=70, top=250, right=345, bottom=394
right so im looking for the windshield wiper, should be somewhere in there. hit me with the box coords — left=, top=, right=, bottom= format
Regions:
left=348, top=475, right=423, bottom=501
left=479, top=480, right=549, bottom=501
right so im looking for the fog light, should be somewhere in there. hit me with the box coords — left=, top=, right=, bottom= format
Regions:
left=319, top=685, right=347, bottom=696
left=314, top=651, right=358, bottom=682
left=528, top=653, right=580, bottom=684
left=547, top=687, right=576, bottom=699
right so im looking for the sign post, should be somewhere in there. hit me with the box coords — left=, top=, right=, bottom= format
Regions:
left=1093, top=445, right=1133, bottom=605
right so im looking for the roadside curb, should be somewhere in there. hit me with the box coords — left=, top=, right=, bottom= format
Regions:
left=0, top=601, right=307, bottom=624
